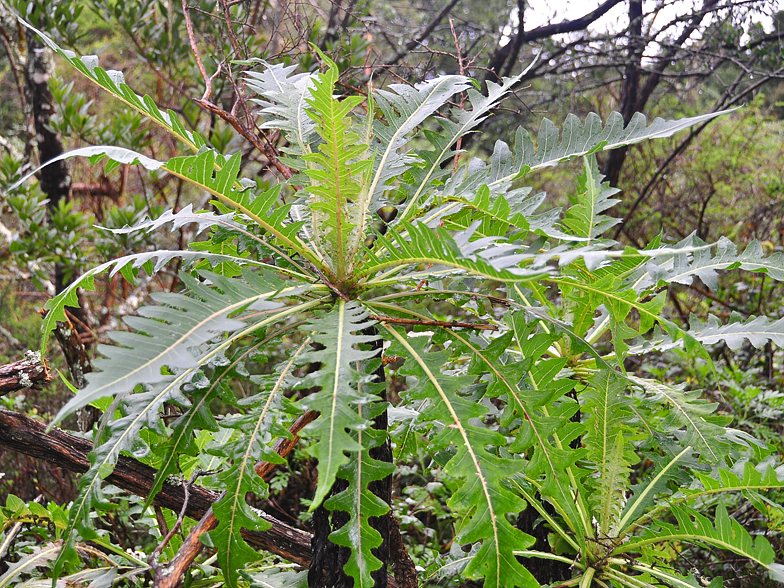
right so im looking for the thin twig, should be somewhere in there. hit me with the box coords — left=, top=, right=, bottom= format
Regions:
left=181, top=0, right=212, bottom=101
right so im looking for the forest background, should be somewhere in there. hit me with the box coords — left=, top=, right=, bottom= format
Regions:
left=0, top=0, right=784, bottom=586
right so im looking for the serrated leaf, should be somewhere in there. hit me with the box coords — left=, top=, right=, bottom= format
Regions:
left=562, top=156, right=620, bottom=244
left=6, top=145, right=162, bottom=193
left=41, top=250, right=256, bottom=352
left=621, top=504, right=782, bottom=583
left=301, top=52, right=370, bottom=278
left=634, top=234, right=784, bottom=292
left=687, top=313, right=784, bottom=351
left=21, top=19, right=204, bottom=151
left=627, top=376, right=729, bottom=461
left=246, top=62, right=318, bottom=162
left=97, top=203, right=240, bottom=236
left=325, top=401, right=394, bottom=587
left=449, top=324, right=587, bottom=541
left=372, top=74, right=471, bottom=218
left=358, top=221, right=550, bottom=282
left=298, top=301, right=382, bottom=508
left=51, top=277, right=320, bottom=576
left=583, top=371, right=634, bottom=536
left=483, top=107, right=738, bottom=190
left=49, top=271, right=287, bottom=427
left=384, top=327, right=538, bottom=588
left=209, top=340, right=310, bottom=588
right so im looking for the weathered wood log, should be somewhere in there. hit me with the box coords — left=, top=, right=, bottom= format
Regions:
left=0, top=352, right=50, bottom=395
left=0, top=408, right=312, bottom=566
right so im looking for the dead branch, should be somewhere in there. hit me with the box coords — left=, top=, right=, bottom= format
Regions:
left=0, top=353, right=50, bottom=395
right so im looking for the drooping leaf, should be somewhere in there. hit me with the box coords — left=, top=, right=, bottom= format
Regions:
left=97, top=203, right=240, bottom=236
left=687, top=312, right=784, bottom=351
left=297, top=301, right=382, bottom=508
left=6, top=145, right=163, bottom=193
left=209, top=339, right=310, bottom=588
left=41, top=250, right=259, bottom=352
left=482, top=107, right=739, bottom=189
left=384, top=326, right=538, bottom=588
left=49, top=270, right=289, bottom=426
left=325, top=399, right=394, bottom=587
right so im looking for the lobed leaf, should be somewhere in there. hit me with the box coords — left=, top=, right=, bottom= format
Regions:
left=384, top=327, right=538, bottom=588
left=297, top=301, right=382, bottom=508
left=21, top=18, right=204, bottom=151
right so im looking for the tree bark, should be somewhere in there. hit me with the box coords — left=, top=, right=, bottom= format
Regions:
left=602, top=0, right=720, bottom=186
left=0, top=354, right=50, bottom=395
left=307, top=331, right=407, bottom=588
left=601, top=0, right=642, bottom=187
left=25, top=32, right=71, bottom=296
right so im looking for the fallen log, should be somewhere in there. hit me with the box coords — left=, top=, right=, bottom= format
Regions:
left=0, top=408, right=312, bottom=567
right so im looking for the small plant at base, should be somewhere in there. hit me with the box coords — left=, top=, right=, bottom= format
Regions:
left=9, top=23, right=784, bottom=588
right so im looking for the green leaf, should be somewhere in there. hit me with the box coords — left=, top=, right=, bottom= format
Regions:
left=562, top=156, right=621, bottom=244
left=627, top=376, right=730, bottom=461
left=449, top=323, right=588, bottom=541
left=51, top=280, right=322, bottom=576
left=325, top=400, right=394, bottom=587
left=384, top=326, right=538, bottom=588
left=21, top=18, right=203, bottom=151
left=298, top=300, right=382, bottom=508
left=483, top=107, right=739, bottom=189
left=163, top=151, right=318, bottom=265
left=620, top=504, right=784, bottom=583
left=41, top=250, right=257, bottom=352
left=358, top=221, right=550, bottom=282
left=302, top=52, right=370, bottom=278
left=582, top=371, right=635, bottom=536
left=209, top=340, right=310, bottom=588
left=49, top=271, right=288, bottom=427
left=626, top=460, right=784, bottom=539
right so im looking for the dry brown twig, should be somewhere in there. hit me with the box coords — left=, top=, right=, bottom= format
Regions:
left=153, top=410, right=321, bottom=588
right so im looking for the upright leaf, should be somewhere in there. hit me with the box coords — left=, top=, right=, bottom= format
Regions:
left=562, top=156, right=621, bottom=244
left=302, top=54, right=370, bottom=279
